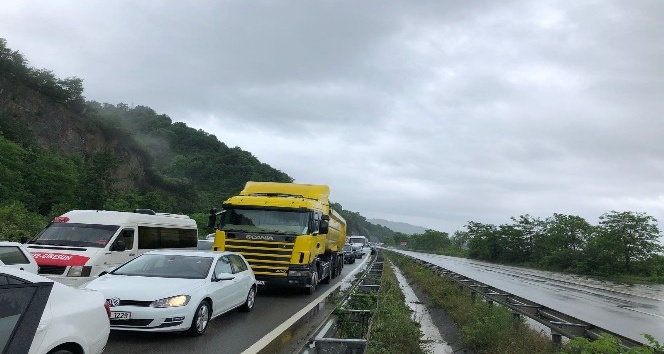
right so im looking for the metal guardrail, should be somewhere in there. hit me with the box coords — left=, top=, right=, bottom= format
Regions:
left=297, top=250, right=385, bottom=354
left=400, top=254, right=647, bottom=349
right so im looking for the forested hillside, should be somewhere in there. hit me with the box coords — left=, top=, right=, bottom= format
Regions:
left=0, top=38, right=395, bottom=241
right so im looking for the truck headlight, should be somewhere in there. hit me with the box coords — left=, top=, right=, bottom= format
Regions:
left=288, top=270, right=311, bottom=277
left=67, top=266, right=92, bottom=277
left=150, top=295, right=191, bottom=308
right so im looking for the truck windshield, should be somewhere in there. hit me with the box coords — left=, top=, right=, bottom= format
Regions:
left=220, top=208, right=310, bottom=234
left=31, top=223, right=119, bottom=248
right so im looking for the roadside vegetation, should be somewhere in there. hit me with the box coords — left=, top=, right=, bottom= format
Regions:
left=387, top=252, right=662, bottom=354
left=365, top=260, right=425, bottom=354
left=387, top=212, right=664, bottom=283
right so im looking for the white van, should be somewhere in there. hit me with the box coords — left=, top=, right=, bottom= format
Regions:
left=26, top=209, right=198, bottom=286
left=348, top=235, right=368, bottom=248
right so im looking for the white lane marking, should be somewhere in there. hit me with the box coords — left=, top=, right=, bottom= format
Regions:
left=622, top=307, right=664, bottom=319
left=240, top=282, right=342, bottom=354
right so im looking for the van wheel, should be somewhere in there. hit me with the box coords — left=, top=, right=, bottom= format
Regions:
left=188, top=300, right=211, bottom=336
left=239, top=286, right=256, bottom=312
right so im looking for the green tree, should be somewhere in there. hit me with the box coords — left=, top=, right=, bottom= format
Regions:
left=466, top=221, right=501, bottom=261
left=409, top=229, right=450, bottom=252
left=511, top=214, right=544, bottom=261
left=81, top=151, right=119, bottom=209
left=592, top=211, right=662, bottom=273
left=541, top=214, right=593, bottom=270
left=0, top=202, right=47, bottom=241
left=0, top=134, right=27, bottom=202
left=499, top=223, right=528, bottom=263
left=23, top=148, right=81, bottom=215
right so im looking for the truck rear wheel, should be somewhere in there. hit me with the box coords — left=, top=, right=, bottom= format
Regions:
left=321, top=262, right=331, bottom=284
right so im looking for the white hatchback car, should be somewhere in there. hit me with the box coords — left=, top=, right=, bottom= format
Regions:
left=0, top=267, right=110, bottom=354
left=0, top=241, right=38, bottom=274
left=84, top=250, right=257, bottom=336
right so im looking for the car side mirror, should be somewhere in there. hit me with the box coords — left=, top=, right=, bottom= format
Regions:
left=113, top=240, right=126, bottom=252
left=19, top=236, right=28, bottom=244
left=214, top=272, right=235, bottom=282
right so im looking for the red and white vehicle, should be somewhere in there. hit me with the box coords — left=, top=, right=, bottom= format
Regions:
left=26, top=209, right=198, bottom=286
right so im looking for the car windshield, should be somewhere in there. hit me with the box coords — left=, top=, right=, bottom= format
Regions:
left=343, top=245, right=352, bottom=252
left=220, top=208, right=309, bottom=235
left=112, top=254, right=213, bottom=279
left=31, top=223, right=119, bottom=248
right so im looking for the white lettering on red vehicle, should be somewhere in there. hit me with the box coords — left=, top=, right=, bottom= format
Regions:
left=30, top=252, right=90, bottom=267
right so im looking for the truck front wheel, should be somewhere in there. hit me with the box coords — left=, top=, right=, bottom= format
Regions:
left=307, top=271, right=318, bottom=295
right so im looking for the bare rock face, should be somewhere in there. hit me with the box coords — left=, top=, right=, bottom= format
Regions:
left=0, top=76, right=149, bottom=191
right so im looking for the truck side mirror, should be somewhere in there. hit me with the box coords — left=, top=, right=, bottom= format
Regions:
left=207, top=208, right=217, bottom=229
left=320, top=220, right=329, bottom=234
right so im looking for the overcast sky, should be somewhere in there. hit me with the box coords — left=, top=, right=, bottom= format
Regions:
left=2, top=1, right=664, bottom=234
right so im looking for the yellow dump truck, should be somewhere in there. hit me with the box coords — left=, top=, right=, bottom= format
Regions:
left=210, top=182, right=347, bottom=294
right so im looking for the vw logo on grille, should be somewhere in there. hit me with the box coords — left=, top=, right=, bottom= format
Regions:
left=108, top=297, right=121, bottom=307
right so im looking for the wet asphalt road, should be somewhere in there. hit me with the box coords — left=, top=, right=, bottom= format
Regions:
left=103, top=257, right=367, bottom=354
left=395, top=249, right=664, bottom=344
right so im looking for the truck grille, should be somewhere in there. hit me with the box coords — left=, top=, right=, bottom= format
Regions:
left=38, top=265, right=66, bottom=275
left=225, top=239, right=293, bottom=276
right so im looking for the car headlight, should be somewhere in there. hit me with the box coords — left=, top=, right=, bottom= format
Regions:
left=150, top=295, right=191, bottom=308
left=67, top=266, right=92, bottom=277
left=288, top=270, right=311, bottom=277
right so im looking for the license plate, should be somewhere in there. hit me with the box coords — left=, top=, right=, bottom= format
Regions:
left=111, top=311, right=131, bottom=320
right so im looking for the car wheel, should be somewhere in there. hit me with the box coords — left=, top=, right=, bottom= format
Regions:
left=49, top=350, right=75, bottom=354
left=188, top=300, right=211, bottom=336
left=239, top=286, right=256, bottom=312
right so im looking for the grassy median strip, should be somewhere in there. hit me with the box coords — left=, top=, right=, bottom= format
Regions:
left=388, top=252, right=555, bottom=354
left=365, top=259, right=426, bottom=354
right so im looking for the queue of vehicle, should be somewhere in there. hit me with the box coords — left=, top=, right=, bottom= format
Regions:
left=2, top=183, right=354, bottom=351
left=0, top=208, right=262, bottom=353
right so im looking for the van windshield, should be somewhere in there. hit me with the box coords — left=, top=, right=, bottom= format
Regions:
left=31, top=223, right=119, bottom=248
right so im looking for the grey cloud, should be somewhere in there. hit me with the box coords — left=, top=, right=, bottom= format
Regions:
left=3, top=0, right=664, bottom=232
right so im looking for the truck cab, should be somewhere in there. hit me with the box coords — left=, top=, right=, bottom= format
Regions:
left=211, top=182, right=347, bottom=294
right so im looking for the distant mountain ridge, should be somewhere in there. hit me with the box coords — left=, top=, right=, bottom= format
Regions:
left=369, top=218, right=428, bottom=235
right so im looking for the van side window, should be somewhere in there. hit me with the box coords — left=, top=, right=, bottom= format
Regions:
left=120, top=229, right=134, bottom=250
left=137, top=227, right=198, bottom=249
